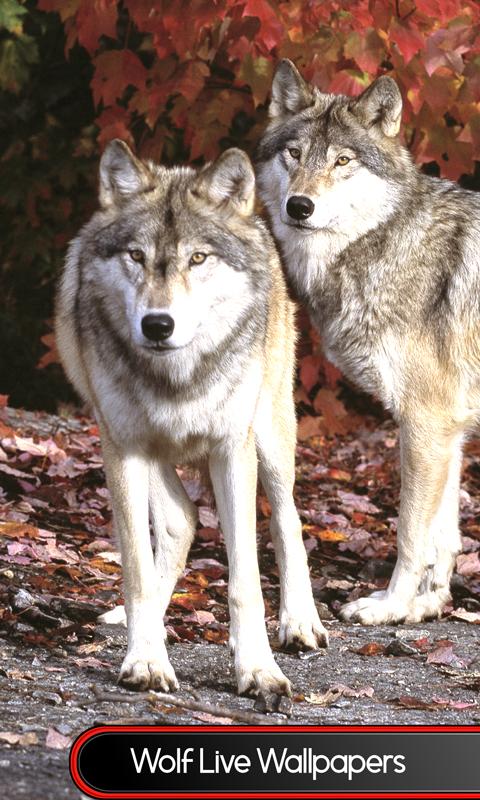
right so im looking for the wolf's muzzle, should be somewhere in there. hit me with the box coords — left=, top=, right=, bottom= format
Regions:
left=286, top=195, right=315, bottom=221
left=141, top=313, right=175, bottom=342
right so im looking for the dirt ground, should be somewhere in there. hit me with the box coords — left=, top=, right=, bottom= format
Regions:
left=1, top=617, right=480, bottom=799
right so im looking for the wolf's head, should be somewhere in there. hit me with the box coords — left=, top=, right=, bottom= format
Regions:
left=255, top=59, right=414, bottom=245
left=82, top=142, right=269, bottom=363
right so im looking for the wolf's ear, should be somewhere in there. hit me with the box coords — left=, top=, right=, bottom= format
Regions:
left=99, top=139, right=152, bottom=208
left=351, top=76, right=402, bottom=138
left=270, top=59, right=315, bottom=119
left=193, top=148, right=255, bottom=216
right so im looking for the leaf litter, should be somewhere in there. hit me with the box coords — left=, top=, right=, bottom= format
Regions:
left=0, top=401, right=479, bottom=729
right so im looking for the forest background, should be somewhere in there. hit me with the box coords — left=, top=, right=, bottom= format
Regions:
left=1, top=0, right=480, bottom=426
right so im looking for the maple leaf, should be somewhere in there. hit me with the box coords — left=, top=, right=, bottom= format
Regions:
left=238, top=54, right=273, bottom=106
left=91, top=50, right=147, bottom=108
left=0, top=34, right=38, bottom=93
left=328, top=69, right=370, bottom=95
left=37, top=333, right=59, bottom=369
left=389, top=18, right=425, bottom=65
left=297, top=415, right=322, bottom=441
left=242, top=0, right=284, bottom=51
left=0, top=0, right=27, bottom=35
left=76, top=0, right=118, bottom=54
left=344, top=29, right=386, bottom=75
left=175, top=59, right=210, bottom=104
left=96, top=106, right=134, bottom=149
left=299, top=354, right=321, bottom=393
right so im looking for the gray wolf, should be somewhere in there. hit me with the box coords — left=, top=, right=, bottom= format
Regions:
left=56, top=140, right=327, bottom=694
left=256, top=59, right=480, bottom=626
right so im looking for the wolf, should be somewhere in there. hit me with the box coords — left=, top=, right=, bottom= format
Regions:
left=256, top=59, right=480, bottom=627
left=55, top=140, right=327, bottom=695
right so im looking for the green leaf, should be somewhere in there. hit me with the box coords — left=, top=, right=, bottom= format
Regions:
left=0, top=34, right=39, bottom=93
left=238, top=54, right=272, bottom=107
left=0, top=0, right=27, bottom=34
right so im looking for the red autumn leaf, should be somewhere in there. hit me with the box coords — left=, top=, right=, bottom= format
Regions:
left=344, top=30, right=386, bottom=75
left=355, top=642, right=386, bottom=656
left=310, top=528, right=348, bottom=542
left=313, top=388, right=351, bottom=436
left=91, top=50, right=147, bottom=108
left=299, top=355, right=321, bottom=393
left=175, top=60, right=210, bottom=104
left=0, top=521, right=39, bottom=539
left=204, top=627, right=229, bottom=644
left=162, top=0, right=220, bottom=57
left=257, top=494, right=272, bottom=517
left=297, top=415, right=322, bottom=442
left=75, top=0, right=118, bottom=54
left=242, top=0, right=284, bottom=51
left=329, top=70, right=370, bottom=96
left=96, top=107, right=134, bottom=149
left=37, top=333, right=59, bottom=369
left=323, top=358, right=342, bottom=389
left=170, top=591, right=211, bottom=611
left=389, top=18, right=425, bottom=64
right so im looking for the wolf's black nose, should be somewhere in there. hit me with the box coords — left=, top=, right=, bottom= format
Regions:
left=141, top=313, right=175, bottom=341
left=286, top=195, right=315, bottom=220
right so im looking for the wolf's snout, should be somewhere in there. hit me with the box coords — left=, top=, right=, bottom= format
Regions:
left=286, top=195, right=315, bottom=221
left=141, top=313, right=175, bottom=342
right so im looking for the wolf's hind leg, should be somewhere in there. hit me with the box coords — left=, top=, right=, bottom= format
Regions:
left=149, top=462, right=198, bottom=618
left=406, top=436, right=462, bottom=621
left=341, top=415, right=461, bottom=625
left=255, top=397, right=328, bottom=650
left=100, top=429, right=178, bottom=692
left=209, top=430, right=291, bottom=697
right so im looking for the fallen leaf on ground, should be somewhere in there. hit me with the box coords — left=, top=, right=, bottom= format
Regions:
left=0, top=731, right=38, bottom=745
left=355, top=642, right=386, bottom=656
left=450, top=608, right=480, bottom=624
left=306, top=684, right=374, bottom=705
left=456, top=553, right=480, bottom=577
left=46, top=728, right=71, bottom=749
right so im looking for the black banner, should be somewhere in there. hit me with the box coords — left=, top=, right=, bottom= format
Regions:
left=70, top=725, right=480, bottom=798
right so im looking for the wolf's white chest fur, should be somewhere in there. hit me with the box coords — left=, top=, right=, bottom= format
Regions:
left=90, top=355, right=263, bottom=461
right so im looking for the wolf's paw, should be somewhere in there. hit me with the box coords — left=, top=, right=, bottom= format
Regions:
left=119, top=650, right=179, bottom=692
left=236, top=659, right=291, bottom=697
left=340, top=592, right=410, bottom=625
left=403, top=590, right=448, bottom=623
left=279, top=609, right=329, bottom=650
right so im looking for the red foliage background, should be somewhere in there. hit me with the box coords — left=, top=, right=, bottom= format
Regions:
left=2, top=0, right=480, bottom=414
left=38, top=0, right=480, bottom=176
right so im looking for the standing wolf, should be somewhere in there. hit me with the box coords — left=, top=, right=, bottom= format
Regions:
left=56, top=140, right=326, bottom=695
left=256, top=59, right=480, bottom=626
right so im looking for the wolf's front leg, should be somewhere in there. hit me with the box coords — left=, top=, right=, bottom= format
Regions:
left=101, top=429, right=178, bottom=691
left=255, top=399, right=328, bottom=650
left=149, top=461, right=198, bottom=616
left=209, top=431, right=291, bottom=696
left=341, top=416, right=461, bottom=625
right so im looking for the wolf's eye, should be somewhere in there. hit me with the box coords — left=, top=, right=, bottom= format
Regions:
left=335, top=155, right=351, bottom=167
left=288, top=147, right=301, bottom=160
left=190, top=252, right=207, bottom=265
left=128, top=249, right=145, bottom=263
